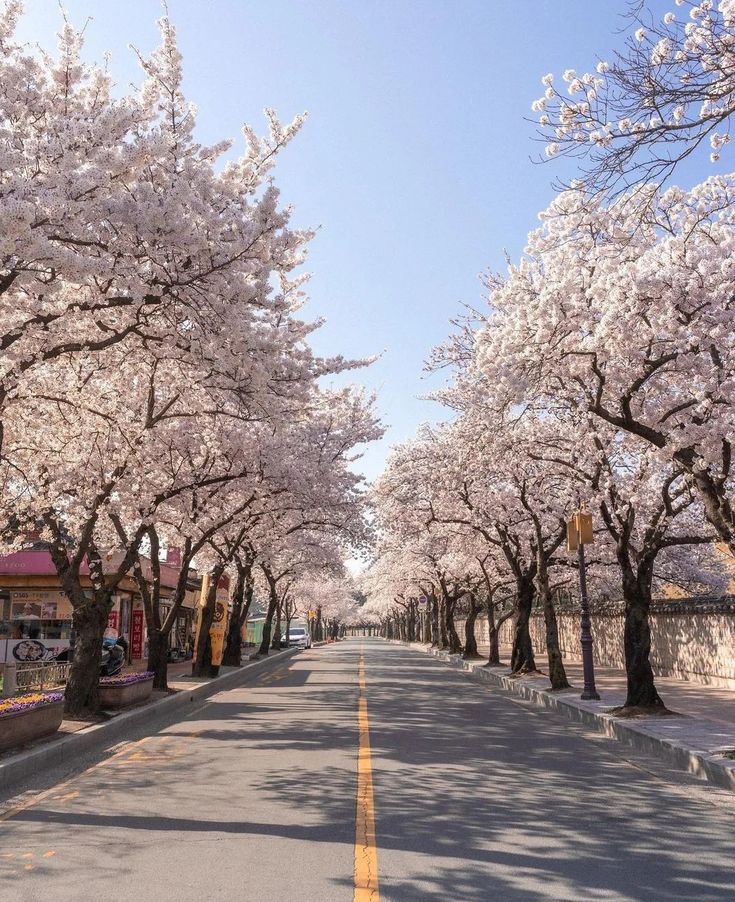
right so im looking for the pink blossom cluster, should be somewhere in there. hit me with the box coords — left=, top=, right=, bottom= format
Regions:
left=533, top=1, right=735, bottom=185
left=0, top=7, right=381, bottom=712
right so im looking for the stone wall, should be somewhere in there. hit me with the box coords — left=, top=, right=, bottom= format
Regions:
left=456, top=603, right=735, bottom=689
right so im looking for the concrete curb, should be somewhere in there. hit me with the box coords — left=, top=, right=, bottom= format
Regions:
left=0, top=647, right=300, bottom=794
left=395, top=640, right=735, bottom=793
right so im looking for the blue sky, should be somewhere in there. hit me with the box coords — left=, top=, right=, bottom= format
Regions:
left=19, top=0, right=697, bottom=482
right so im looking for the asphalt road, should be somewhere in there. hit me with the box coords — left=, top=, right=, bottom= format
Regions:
left=1, top=640, right=734, bottom=901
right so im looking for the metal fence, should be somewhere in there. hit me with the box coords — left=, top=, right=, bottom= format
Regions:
left=15, top=661, right=71, bottom=692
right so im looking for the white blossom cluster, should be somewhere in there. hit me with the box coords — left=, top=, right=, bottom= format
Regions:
left=0, top=6, right=380, bottom=707
left=533, top=1, right=735, bottom=176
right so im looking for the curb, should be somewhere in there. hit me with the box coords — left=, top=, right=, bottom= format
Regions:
left=0, top=647, right=300, bottom=794
left=396, top=641, right=735, bottom=793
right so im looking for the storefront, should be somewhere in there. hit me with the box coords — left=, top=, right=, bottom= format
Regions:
left=0, top=557, right=76, bottom=663
left=0, top=547, right=201, bottom=666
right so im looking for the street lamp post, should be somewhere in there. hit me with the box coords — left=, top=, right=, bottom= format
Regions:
left=568, top=508, right=600, bottom=701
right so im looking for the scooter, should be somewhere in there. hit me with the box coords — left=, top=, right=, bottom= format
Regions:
left=100, top=636, right=126, bottom=677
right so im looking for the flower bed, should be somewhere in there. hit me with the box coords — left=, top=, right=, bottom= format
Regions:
left=98, top=672, right=154, bottom=708
left=99, top=671, right=155, bottom=687
left=0, top=692, right=64, bottom=752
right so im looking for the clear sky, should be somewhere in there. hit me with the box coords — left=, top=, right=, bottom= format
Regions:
left=19, top=0, right=695, bottom=483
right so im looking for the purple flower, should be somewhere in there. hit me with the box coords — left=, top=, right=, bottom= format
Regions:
left=99, top=671, right=155, bottom=686
left=0, top=692, right=63, bottom=716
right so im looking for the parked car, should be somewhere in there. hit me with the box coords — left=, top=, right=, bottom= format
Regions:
left=285, top=625, right=311, bottom=649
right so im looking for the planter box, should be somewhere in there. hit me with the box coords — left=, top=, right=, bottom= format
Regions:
left=98, top=677, right=154, bottom=709
left=0, top=701, right=64, bottom=752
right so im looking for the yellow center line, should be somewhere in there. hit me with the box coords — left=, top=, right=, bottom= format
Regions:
left=354, top=646, right=379, bottom=901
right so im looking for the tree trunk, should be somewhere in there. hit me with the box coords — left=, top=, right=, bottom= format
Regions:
left=430, top=591, right=440, bottom=647
left=223, top=609, right=244, bottom=667
left=46, top=538, right=112, bottom=716
left=541, top=593, right=569, bottom=690
left=445, top=596, right=462, bottom=655
left=315, top=606, right=323, bottom=642
left=620, top=561, right=664, bottom=709
left=462, top=593, right=480, bottom=659
left=407, top=603, right=416, bottom=642
left=510, top=580, right=537, bottom=674
left=64, top=599, right=109, bottom=715
left=438, top=595, right=449, bottom=649
left=675, top=446, right=735, bottom=556
left=484, top=598, right=501, bottom=666
left=223, top=562, right=253, bottom=667
left=537, top=557, right=570, bottom=690
left=258, top=586, right=278, bottom=656
left=192, top=568, right=223, bottom=677
left=271, top=600, right=283, bottom=650
left=487, top=628, right=500, bottom=665
left=147, top=629, right=169, bottom=691
left=146, top=537, right=195, bottom=692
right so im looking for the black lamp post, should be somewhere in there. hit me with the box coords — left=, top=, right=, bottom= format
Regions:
left=568, top=508, right=600, bottom=701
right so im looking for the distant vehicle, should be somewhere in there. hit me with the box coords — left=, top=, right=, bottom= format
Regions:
left=285, top=625, right=311, bottom=649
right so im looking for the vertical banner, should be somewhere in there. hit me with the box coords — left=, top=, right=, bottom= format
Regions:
left=192, top=573, right=228, bottom=669
left=210, top=575, right=230, bottom=667
left=209, top=599, right=228, bottom=667
left=107, top=610, right=119, bottom=631
left=130, top=609, right=145, bottom=659
left=192, top=572, right=210, bottom=655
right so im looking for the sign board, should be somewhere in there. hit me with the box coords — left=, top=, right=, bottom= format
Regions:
left=130, top=609, right=145, bottom=659
left=307, top=610, right=317, bottom=621
left=576, top=512, right=594, bottom=545
left=417, top=596, right=428, bottom=612
left=9, top=590, right=72, bottom=621
left=1, top=638, right=70, bottom=664
left=567, top=511, right=594, bottom=551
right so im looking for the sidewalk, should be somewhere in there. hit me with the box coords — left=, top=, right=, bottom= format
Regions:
left=405, top=641, right=735, bottom=792
left=126, top=657, right=193, bottom=681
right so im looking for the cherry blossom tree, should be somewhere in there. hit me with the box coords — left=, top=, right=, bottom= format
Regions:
left=533, top=1, right=735, bottom=193
left=475, top=180, right=735, bottom=559
left=0, top=7, right=381, bottom=712
left=523, top=409, right=717, bottom=709
left=0, top=8, right=312, bottom=450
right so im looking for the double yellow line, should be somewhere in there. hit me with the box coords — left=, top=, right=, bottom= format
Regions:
left=354, top=648, right=379, bottom=901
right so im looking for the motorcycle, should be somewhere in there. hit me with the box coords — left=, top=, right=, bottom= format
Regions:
left=100, top=635, right=127, bottom=677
